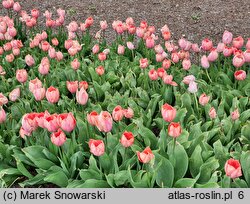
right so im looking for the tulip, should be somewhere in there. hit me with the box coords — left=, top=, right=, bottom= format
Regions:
left=33, top=87, right=46, bottom=101
left=85, top=17, right=94, bottom=27
left=231, top=109, right=240, bottom=121
left=145, top=36, right=154, bottom=48
left=246, top=38, right=250, bottom=50
left=67, top=21, right=78, bottom=32
left=76, top=87, right=88, bottom=105
left=66, top=81, right=78, bottom=94
left=199, top=93, right=210, bottom=106
left=21, top=113, right=38, bottom=133
left=5, top=53, right=14, bottom=62
left=87, top=111, right=99, bottom=126
left=123, top=107, right=134, bottom=119
left=29, top=78, right=42, bottom=93
left=243, top=50, right=250, bottom=62
left=126, top=42, right=135, bottom=50
left=162, top=74, right=178, bottom=86
left=216, top=42, right=225, bottom=52
left=0, top=93, right=8, bottom=106
left=13, top=2, right=21, bottom=12
left=171, top=52, right=179, bottom=63
left=100, top=20, right=108, bottom=30
left=148, top=69, right=158, bottom=81
left=25, top=54, right=35, bottom=66
left=35, top=111, right=50, bottom=128
left=207, top=49, right=218, bottom=62
left=79, top=81, right=88, bottom=90
left=89, top=139, right=105, bottom=156
left=188, top=81, right=198, bottom=93
left=201, top=55, right=210, bottom=69
left=19, top=127, right=31, bottom=138
left=224, top=158, right=242, bottom=179
left=120, top=131, right=134, bottom=148
left=234, top=70, right=246, bottom=81
left=57, top=112, right=76, bottom=132
left=209, top=107, right=217, bottom=119
left=9, top=87, right=20, bottom=102
left=112, top=105, right=124, bottom=121
left=0, top=108, right=6, bottom=124
left=117, top=45, right=125, bottom=55
left=71, top=58, right=80, bottom=70
left=232, top=36, right=244, bottom=49
left=157, top=68, right=166, bottom=78
left=40, top=41, right=50, bottom=52
left=96, top=111, right=113, bottom=132
left=223, top=46, right=233, bottom=57
left=31, top=9, right=40, bottom=18
left=52, top=38, right=59, bottom=46
left=201, top=38, right=213, bottom=51
left=182, top=75, right=196, bottom=85
left=233, top=54, right=245, bottom=68
left=192, top=43, right=200, bottom=52
left=182, top=59, right=191, bottom=70
left=44, top=114, right=59, bottom=132
left=161, top=103, right=176, bottom=122
left=168, top=122, right=182, bottom=138
left=139, top=58, right=149, bottom=69
left=162, top=59, right=171, bottom=69
left=51, top=129, right=66, bottom=146
left=96, top=65, right=105, bottom=76
left=222, top=30, right=233, bottom=44
left=46, top=86, right=60, bottom=103
left=92, top=44, right=100, bottom=54
left=137, top=147, right=154, bottom=163
left=98, top=52, right=106, bottom=61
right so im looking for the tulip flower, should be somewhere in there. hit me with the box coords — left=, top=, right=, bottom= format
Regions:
left=199, top=93, right=210, bottom=106
left=51, top=129, right=67, bottom=146
left=224, top=158, right=242, bottom=179
left=46, top=86, right=60, bottom=103
left=120, top=131, right=134, bottom=147
left=76, top=87, right=88, bottom=105
left=161, top=103, right=176, bottom=122
left=57, top=112, right=76, bottom=132
left=231, top=109, right=240, bottom=121
left=96, top=111, right=113, bottom=132
left=112, top=105, right=124, bottom=121
left=89, top=139, right=105, bottom=156
left=137, top=147, right=154, bottom=163
left=0, top=108, right=6, bottom=124
left=234, top=70, right=246, bottom=81
left=168, top=122, right=182, bottom=138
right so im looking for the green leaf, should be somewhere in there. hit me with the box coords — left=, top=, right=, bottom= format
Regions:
left=168, top=143, right=188, bottom=181
left=114, top=170, right=129, bottom=186
left=240, top=151, right=250, bottom=187
left=79, top=169, right=102, bottom=181
left=195, top=182, right=220, bottom=188
left=75, top=179, right=110, bottom=188
left=138, top=125, right=158, bottom=149
left=174, top=178, right=196, bottom=188
left=154, top=153, right=174, bottom=187
left=44, top=170, right=68, bottom=187
left=16, top=161, right=33, bottom=179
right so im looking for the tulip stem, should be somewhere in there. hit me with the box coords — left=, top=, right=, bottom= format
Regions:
left=194, top=93, right=199, bottom=115
left=205, top=69, right=212, bottom=83
left=173, top=138, right=176, bottom=155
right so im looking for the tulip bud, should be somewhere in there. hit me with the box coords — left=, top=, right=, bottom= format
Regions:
left=120, top=131, right=134, bottom=147
left=137, top=147, right=154, bottom=163
left=168, top=122, right=182, bottom=138
left=224, top=158, right=242, bottom=179
left=89, top=139, right=105, bottom=156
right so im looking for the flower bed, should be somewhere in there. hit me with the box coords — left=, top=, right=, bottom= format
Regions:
left=0, top=0, right=250, bottom=188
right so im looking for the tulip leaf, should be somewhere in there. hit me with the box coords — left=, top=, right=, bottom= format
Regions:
left=240, top=151, right=250, bottom=187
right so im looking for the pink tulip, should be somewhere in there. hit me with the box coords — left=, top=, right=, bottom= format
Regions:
left=188, top=81, right=198, bottom=93
left=0, top=93, right=8, bottom=106
left=182, top=75, right=196, bottom=85
left=85, top=17, right=94, bottom=28
left=234, top=70, right=246, bottom=81
left=137, top=147, right=154, bottom=163
left=162, top=59, right=171, bottom=69
left=92, top=44, right=100, bottom=54
left=223, top=46, right=233, bottom=57
left=87, top=111, right=99, bottom=126
left=171, top=52, right=179, bottom=63
left=5, top=53, right=14, bottom=62
left=57, top=112, right=76, bottom=132
left=192, top=43, right=200, bottom=53
left=46, top=86, right=60, bottom=103
left=67, top=21, right=78, bottom=32
left=162, top=74, right=178, bottom=86
left=40, top=41, right=50, bottom=52
left=29, top=78, right=42, bottom=93
left=120, top=131, right=134, bottom=147
left=161, top=103, right=176, bottom=122
left=0, top=108, right=6, bottom=124
left=98, top=52, right=106, bottom=61
left=216, top=42, right=225, bottom=52
left=231, top=109, right=240, bottom=121
left=233, top=54, right=245, bottom=68
left=38, top=57, right=50, bottom=75
left=146, top=36, right=154, bottom=48
left=16, top=69, right=28, bottom=83
left=2, top=0, right=14, bottom=9
left=76, top=87, right=88, bottom=105
left=71, top=58, right=80, bottom=70
left=168, top=122, right=182, bottom=138
left=201, top=55, right=210, bottom=69
left=66, top=81, right=78, bottom=94
left=243, top=50, right=250, bottom=62
left=96, top=65, right=105, bottom=76
left=148, top=69, right=158, bottom=81
left=79, top=81, right=88, bottom=90
left=182, top=59, right=191, bottom=70
left=100, top=20, right=108, bottom=30
left=222, top=30, right=233, bottom=44
left=19, top=127, right=31, bottom=138
left=232, top=36, right=244, bottom=49
left=89, top=139, right=105, bottom=156
left=224, top=159, right=242, bottom=179
left=13, top=2, right=21, bottom=12
left=9, top=87, right=20, bottom=102
left=201, top=38, right=213, bottom=51
left=112, top=105, right=124, bottom=121
left=52, top=38, right=59, bottom=46
left=126, top=42, right=135, bottom=50
left=33, top=87, right=46, bottom=101
left=139, top=58, right=149, bottom=69
left=51, top=129, right=66, bottom=146
left=246, top=38, right=250, bottom=50
left=209, top=107, right=217, bottom=119
left=44, top=114, right=59, bottom=132
left=199, top=93, right=210, bottom=106
left=25, top=54, right=35, bottom=66
left=21, top=113, right=38, bottom=133
left=117, top=45, right=125, bottom=55
left=96, top=111, right=113, bottom=132
left=207, top=49, right=218, bottom=62
left=123, top=107, right=134, bottom=119
left=157, top=68, right=166, bottom=78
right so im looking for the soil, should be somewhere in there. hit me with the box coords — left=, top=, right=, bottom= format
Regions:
left=17, top=0, right=250, bottom=44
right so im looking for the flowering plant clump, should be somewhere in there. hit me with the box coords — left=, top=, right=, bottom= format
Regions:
left=0, top=1, right=250, bottom=188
